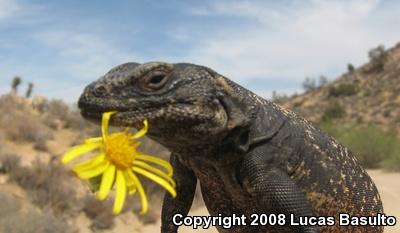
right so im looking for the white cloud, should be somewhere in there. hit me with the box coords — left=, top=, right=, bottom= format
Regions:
left=34, top=30, right=140, bottom=80
left=2, top=0, right=400, bottom=102
left=181, top=0, right=400, bottom=85
left=27, top=30, right=142, bottom=102
left=187, top=6, right=211, bottom=16
left=0, top=1, right=142, bottom=103
left=0, top=0, right=20, bottom=20
left=0, top=29, right=142, bottom=102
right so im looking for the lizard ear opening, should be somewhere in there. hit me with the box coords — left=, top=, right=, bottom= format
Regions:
left=218, top=95, right=250, bottom=130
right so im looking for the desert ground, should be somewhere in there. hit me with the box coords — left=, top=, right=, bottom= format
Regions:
left=139, top=170, right=399, bottom=233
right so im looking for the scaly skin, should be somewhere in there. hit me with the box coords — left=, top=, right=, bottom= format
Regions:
left=78, top=62, right=384, bottom=233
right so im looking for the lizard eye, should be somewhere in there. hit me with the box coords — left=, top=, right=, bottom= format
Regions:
left=149, top=74, right=165, bottom=85
left=93, top=85, right=107, bottom=97
left=141, top=71, right=169, bottom=90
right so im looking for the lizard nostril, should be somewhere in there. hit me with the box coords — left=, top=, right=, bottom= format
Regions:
left=93, top=85, right=107, bottom=97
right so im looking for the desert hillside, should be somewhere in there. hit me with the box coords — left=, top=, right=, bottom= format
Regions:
left=0, top=94, right=180, bottom=233
left=279, top=44, right=400, bottom=172
left=282, top=43, right=400, bottom=132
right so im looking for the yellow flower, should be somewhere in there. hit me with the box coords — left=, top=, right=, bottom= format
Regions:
left=62, top=112, right=176, bottom=215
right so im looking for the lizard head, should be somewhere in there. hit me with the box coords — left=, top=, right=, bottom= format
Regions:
left=78, top=62, right=248, bottom=149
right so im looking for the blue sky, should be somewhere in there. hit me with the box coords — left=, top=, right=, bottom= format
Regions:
left=1, top=0, right=400, bottom=102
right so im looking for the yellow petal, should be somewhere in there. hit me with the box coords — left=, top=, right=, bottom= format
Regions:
left=124, top=170, right=137, bottom=195
left=76, top=160, right=109, bottom=179
left=62, top=142, right=102, bottom=164
left=133, top=161, right=176, bottom=188
left=73, top=153, right=106, bottom=172
left=127, top=185, right=137, bottom=195
left=112, top=170, right=127, bottom=215
left=84, top=137, right=103, bottom=144
left=132, top=167, right=176, bottom=198
left=124, top=169, right=135, bottom=186
left=97, top=165, right=116, bottom=200
left=136, top=154, right=173, bottom=176
left=129, top=172, right=148, bottom=215
left=102, top=111, right=116, bottom=139
left=132, top=120, right=148, bottom=139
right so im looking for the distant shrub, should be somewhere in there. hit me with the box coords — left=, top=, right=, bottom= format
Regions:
left=302, top=76, right=328, bottom=92
left=3, top=113, right=53, bottom=142
left=9, top=158, right=77, bottom=213
left=42, top=116, right=59, bottom=129
left=318, top=75, right=328, bottom=87
left=33, top=137, right=48, bottom=151
left=0, top=197, right=73, bottom=233
left=39, top=209, right=74, bottom=233
left=123, top=194, right=160, bottom=225
left=383, top=109, right=391, bottom=118
left=302, top=77, right=317, bottom=92
left=0, top=192, right=40, bottom=233
left=328, top=84, right=357, bottom=97
left=347, top=63, right=355, bottom=73
left=367, top=45, right=387, bottom=72
left=137, top=207, right=159, bottom=224
left=0, top=192, right=20, bottom=218
left=45, top=100, right=87, bottom=130
left=0, top=95, right=88, bottom=146
left=368, top=45, right=386, bottom=61
left=271, top=91, right=289, bottom=103
left=0, top=153, right=21, bottom=173
left=363, top=89, right=372, bottom=97
left=0, top=96, right=53, bottom=146
left=321, top=123, right=400, bottom=169
left=1, top=155, right=78, bottom=230
left=47, top=99, right=69, bottom=118
left=1, top=209, right=43, bottom=233
left=380, top=141, right=400, bottom=171
left=82, top=195, right=115, bottom=230
left=321, top=101, right=345, bottom=122
left=32, top=161, right=77, bottom=212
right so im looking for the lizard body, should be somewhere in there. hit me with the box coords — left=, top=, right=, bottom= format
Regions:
left=78, top=62, right=383, bottom=233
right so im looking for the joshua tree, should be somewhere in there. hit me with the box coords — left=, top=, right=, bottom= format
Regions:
left=26, top=82, right=34, bottom=98
left=11, top=76, right=22, bottom=95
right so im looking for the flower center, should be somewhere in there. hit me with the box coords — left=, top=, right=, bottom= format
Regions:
left=105, top=132, right=137, bottom=169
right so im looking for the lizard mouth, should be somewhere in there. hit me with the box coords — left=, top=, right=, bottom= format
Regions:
left=80, top=108, right=150, bottom=129
left=79, top=99, right=169, bottom=128
left=80, top=100, right=228, bottom=131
